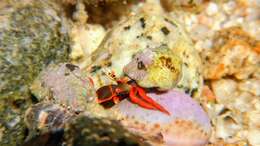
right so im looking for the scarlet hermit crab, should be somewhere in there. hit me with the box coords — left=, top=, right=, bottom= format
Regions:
left=95, top=71, right=170, bottom=115
left=65, top=63, right=171, bottom=115
left=93, top=45, right=183, bottom=115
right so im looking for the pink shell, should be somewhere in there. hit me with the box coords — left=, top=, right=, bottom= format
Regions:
left=113, top=90, right=211, bottom=146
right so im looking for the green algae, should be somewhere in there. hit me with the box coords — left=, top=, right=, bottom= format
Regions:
left=0, top=99, right=30, bottom=146
left=0, top=1, right=70, bottom=100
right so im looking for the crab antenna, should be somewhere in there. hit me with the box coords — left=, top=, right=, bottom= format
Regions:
left=70, top=70, right=95, bottom=89
left=99, top=68, right=118, bottom=81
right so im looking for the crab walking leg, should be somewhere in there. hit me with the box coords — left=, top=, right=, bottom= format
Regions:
left=96, top=95, right=114, bottom=103
left=112, top=96, right=120, bottom=104
left=96, top=95, right=121, bottom=104
left=136, top=86, right=170, bottom=115
left=129, top=86, right=157, bottom=110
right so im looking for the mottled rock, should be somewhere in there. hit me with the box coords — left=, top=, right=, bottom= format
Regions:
left=0, top=99, right=29, bottom=146
left=202, top=27, right=260, bottom=80
left=0, top=0, right=70, bottom=99
left=30, top=63, right=95, bottom=113
left=113, top=90, right=211, bottom=146
left=24, top=102, right=74, bottom=138
left=64, top=115, right=150, bottom=146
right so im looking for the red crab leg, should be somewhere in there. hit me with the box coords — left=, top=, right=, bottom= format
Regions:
left=136, top=86, right=170, bottom=115
left=96, top=95, right=113, bottom=103
left=112, top=95, right=120, bottom=104
left=96, top=95, right=121, bottom=104
left=87, top=77, right=95, bottom=87
left=129, top=86, right=157, bottom=110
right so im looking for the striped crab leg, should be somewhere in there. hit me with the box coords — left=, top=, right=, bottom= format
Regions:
left=96, top=85, right=121, bottom=104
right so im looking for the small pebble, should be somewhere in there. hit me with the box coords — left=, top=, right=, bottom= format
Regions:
left=206, top=2, right=219, bottom=16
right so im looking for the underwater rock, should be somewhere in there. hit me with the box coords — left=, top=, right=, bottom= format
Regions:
left=0, top=0, right=70, bottom=99
left=0, top=99, right=30, bottom=146
left=30, top=63, right=95, bottom=113
left=30, top=63, right=114, bottom=120
left=64, top=115, right=150, bottom=146
left=23, top=115, right=150, bottom=146
left=202, top=27, right=260, bottom=80
left=160, top=0, right=205, bottom=12
left=24, top=102, right=75, bottom=138
left=113, top=90, right=211, bottom=146
left=22, top=129, right=64, bottom=146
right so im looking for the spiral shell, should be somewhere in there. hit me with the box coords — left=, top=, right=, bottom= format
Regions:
left=123, top=45, right=182, bottom=90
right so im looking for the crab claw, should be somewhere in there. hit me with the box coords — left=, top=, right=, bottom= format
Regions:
left=129, top=86, right=170, bottom=115
left=136, top=86, right=170, bottom=115
left=129, top=86, right=157, bottom=110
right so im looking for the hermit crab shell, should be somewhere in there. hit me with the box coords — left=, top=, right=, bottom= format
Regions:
left=123, top=45, right=182, bottom=91
left=89, top=12, right=202, bottom=97
left=112, top=90, right=211, bottom=146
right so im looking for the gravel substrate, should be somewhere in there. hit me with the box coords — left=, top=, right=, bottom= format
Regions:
left=173, top=1, right=260, bottom=145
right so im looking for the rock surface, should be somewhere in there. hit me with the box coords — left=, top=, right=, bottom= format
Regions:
left=114, top=90, right=211, bottom=146
left=0, top=0, right=70, bottom=100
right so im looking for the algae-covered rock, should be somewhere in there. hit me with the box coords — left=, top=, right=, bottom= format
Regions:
left=24, top=102, right=75, bottom=139
left=64, top=115, right=150, bottom=146
left=0, top=99, right=30, bottom=146
left=23, top=115, right=150, bottom=146
left=30, top=63, right=96, bottom=113
left=0, top=0, right=70, bottom=99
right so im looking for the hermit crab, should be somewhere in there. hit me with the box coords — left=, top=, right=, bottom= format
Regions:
left=95, top=45, right=183, bottom=115
left=85, top=12, right=203, bottom=115
left=88, top=12, right=202, bottom=97
left=96, top=71, right=170, bottom=115
left=85, top=12, right=208, bottom=145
